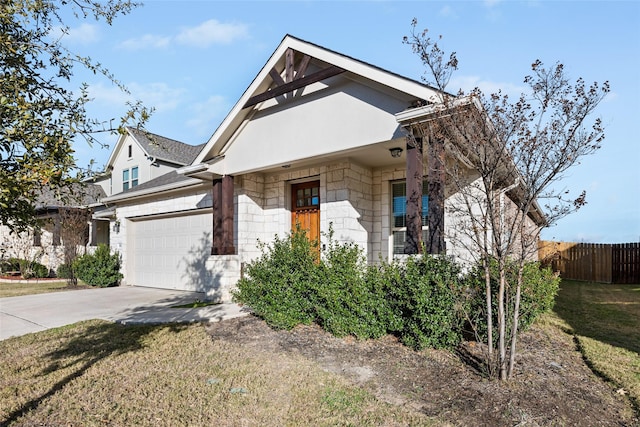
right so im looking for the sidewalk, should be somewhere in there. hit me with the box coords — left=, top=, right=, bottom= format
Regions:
left=0, top=286, right=249, bottom=341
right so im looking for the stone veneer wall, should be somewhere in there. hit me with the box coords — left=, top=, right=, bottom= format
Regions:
left=108, top=161, right=480, bottom=300
left=235, top=161, right=375, bottom=264
left=0, top=224, right=91, bottom=276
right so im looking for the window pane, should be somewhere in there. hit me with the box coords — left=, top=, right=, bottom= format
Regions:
left=393, top=231, right=405, bottom=255
left=311, top=196, right=319, bottom=205
left=391, top=180, right=430, bottom=254
left=312, top=187, right=318, bottom=197
left=132, top=179, right=139, bottom=188
left=123, top=169, right=129, bottom=181
left=123, top=182, right=130, bottom=191
left=422, top=195, right=429, bottom=226
left=132, top=167, right=138, bottom=179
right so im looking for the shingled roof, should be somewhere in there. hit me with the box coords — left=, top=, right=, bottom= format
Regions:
left=127, top=127, right=205, bottom=166
left=35, top=183, right=106, bottom=210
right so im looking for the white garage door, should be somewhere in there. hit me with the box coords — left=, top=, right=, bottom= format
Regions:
left=130, top=212, right=212, bottom=291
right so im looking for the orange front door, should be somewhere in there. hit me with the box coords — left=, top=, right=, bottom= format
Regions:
left=291, top=181, right=320, bottom=244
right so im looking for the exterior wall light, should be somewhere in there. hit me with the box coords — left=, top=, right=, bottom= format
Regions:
left=389, top=147, right=403, bottom=158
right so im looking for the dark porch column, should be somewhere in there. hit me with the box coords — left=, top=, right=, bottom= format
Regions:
left=405, top=134, right=423, bottom=255
left=211, top=175, right=236, bottom=255
left=426, top=134, right=446, bottom=254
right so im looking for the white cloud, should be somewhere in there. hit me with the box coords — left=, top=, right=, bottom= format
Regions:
left=87, top=82, right=185, bottom=114
left=483, top=0, right=502, bottom=8
left=175, top=19, right=249, bottom=47
left=51, top=23, right=99, bottom=45
left=128, top=82, right=186, bottom=113
left=116, top=19, right=249, bottom=51
left=119, top=34, right=171, bottom=50
left=438, top=5, right=458, bottom=18
left=187, top=95, right=229, bottom=136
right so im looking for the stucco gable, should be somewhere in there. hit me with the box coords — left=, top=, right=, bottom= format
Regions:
left=193, top=35, right=444, bottom=167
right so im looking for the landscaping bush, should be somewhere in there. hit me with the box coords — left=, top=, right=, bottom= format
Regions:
left=0, top=258, right=21, bottom=274
left=0, top=257, right=48, bottom=278
left=465, top=259, right=560, bottom=344
left=313, top=233, right=397, bottom=340
left=56, top=263, right=74, bottom=279
left=233, top=226, right=319, bottom=329
left=234, top=224, right=466, bottom=349
left=386, top=255, right=468, bottom=350
left=25, top=261, right=49, bottom=279
left=73, top=244, right=123, bottom=287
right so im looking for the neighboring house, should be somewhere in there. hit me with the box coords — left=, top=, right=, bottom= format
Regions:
left=0, top=128, right=203, bottom=275
left=91, top=127, right=205, bottom=197
left=100, top=35, right=545, bottom=302
left=0, top=183, right=106, bottom=274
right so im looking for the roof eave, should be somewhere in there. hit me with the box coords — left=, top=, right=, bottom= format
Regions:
left=194, top=34, right=444, bottom=165
left=101, top=178, right=203, bottom=204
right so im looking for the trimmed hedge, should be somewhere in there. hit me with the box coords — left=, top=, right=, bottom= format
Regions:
left=0, top=257, right=49, bottom=278
left=465, top=259, right=561, bottom=344
left=234, top=227, right=467, bottom=349
left=386, top=255, right=468, bottom=350
left=73, top=244, right=123, bottom=287
left=233, top=226, right=560, bottom=352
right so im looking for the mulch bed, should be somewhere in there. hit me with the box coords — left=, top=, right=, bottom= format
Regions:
left=207, top=315, right=637, bottom=426
left=0, top=276, right=62, bottom=282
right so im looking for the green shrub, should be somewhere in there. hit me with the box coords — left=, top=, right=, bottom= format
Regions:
left=234, top=224, right=468, bottom=350
left=26, top=261, right=49, bottom=279
left=233, top=226, right=319, bottom=329
left=386, top=255, right=467, bottom=350
left=313, top=233, right=397, bottom=340
left=1, top=258, right=48, bottom=278
left=0, top=258, right=21, bottom=274
left=56, top=263, right=74, bottom=279
left=73, top=244, right=123, bottom=287
left=465, top=259, right=560, bottom=344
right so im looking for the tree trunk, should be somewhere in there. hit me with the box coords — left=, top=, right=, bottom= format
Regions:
left=483, top=256, right=494, bottom=376
left=508, top=264, right=524, bottom=377
left=498, top=261, right=507, bottom=380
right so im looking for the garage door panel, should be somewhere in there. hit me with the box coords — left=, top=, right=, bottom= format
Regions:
left=130, top=213, right=212, bottom=291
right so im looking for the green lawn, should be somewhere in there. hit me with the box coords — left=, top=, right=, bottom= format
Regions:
left=0, top=321, right=435, bottom=426
left=552, top=280, right=640, bottom=411
left=0, top=280, right=88, bottom=298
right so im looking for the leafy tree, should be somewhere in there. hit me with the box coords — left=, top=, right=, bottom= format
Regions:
left=404, top=19, right=609, bottom=379
left=0, top=0, right=150, bottom=232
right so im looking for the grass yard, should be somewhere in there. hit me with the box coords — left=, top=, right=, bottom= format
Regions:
left=552, top=279, right=640, bottom=411
left=0, top=280, right=88, bottom=298
left=0, top=320, right=435, bottom=426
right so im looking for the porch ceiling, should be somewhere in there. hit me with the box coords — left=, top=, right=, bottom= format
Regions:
left=255, top=137, right=408, bottom=174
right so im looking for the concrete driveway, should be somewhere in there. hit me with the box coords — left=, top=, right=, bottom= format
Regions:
left=0, top=286, right=248, bottom=341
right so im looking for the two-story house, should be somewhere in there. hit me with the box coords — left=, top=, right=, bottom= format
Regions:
left=0, top=127, right=203, bottom=276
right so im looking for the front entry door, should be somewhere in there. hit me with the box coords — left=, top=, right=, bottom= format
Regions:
left=291, top=181, right=320, bottom=244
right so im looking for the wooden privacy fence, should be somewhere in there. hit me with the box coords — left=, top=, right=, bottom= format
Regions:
left=538, top=241, right=640, bottom=284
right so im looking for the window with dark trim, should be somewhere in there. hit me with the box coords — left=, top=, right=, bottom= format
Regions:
left=128, top=144, right=132, bottom=158
left=391, top=180, right=428, bottom=255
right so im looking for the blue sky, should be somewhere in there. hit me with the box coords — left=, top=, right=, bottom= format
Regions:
left=62, top=0, right=639, bottom=243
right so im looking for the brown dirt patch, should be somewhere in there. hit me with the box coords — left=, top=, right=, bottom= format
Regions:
left=206, top=315, right=637, bottom=426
